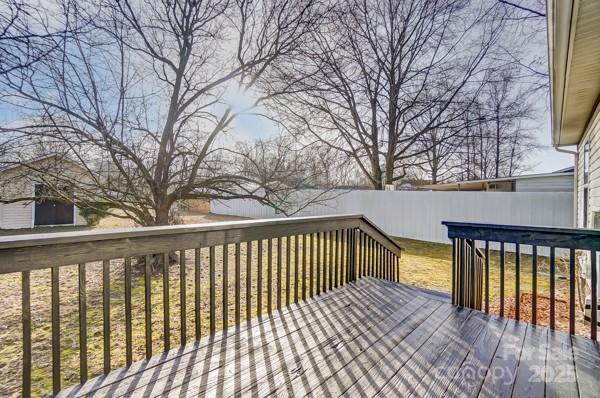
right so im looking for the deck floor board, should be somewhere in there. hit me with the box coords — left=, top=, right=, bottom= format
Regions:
left=57, top=277, right=600, bottom=398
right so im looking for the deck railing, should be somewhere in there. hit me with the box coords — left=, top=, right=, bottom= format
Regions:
left=0, top=214, right=401, bottom=397
left=452, top=238, right=485, bottom=311
left=444, top=221, right=599, bottom=341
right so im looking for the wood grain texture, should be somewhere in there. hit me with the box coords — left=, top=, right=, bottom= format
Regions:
left=56, top=278, right=598, bottom=398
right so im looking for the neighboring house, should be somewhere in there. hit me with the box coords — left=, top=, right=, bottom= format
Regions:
left=0, top=155, right=88, bottom=229
left=417, top=168, right=574, bottom=192
left=548, top=0, right=600, bottom=325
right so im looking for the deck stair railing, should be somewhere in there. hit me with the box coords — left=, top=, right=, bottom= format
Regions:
left=444, top=221, right=599, bottom=341
left=0, top=214, right=401, bottom=397
left=452, top=238, right=485, bottom=311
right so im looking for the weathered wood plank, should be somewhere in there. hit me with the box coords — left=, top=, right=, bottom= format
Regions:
left=367, top=307, right=472, bottom=397
left=235, top=243, right=241, bottom=327
left=411, top=311, right=489, bottom=398
left=571, top=335, right=600, bottom=398
left=22, top=270, right=31, bottom=397
left=162, top=253, right=170, bottom=351
left=178, top=251, right=186, bottom=345
left=246, top=241, right=252, bottom=321
left=77, top=264, right=87, bottom=383
left=257, top=240, right=263, bottom=317
left=511, top=324, right=548, bottom=398
left=209, top=246, right=216, bottom=334
left=124, top=257, right=133, bottom=365
left=277, top=237, right=282, bottom=309
left=283, top=295, right=441, bottom=398
left=285, top=236, right=291, bottom=307
left=545, top=331, right=579, bottom=397
left=144, top=254, right=152, bottom=359
left=444, top=314, right=508, bottom=397
left=185, top=282, right=422, bottom=397
left=222, top=244, right=229, bottom=328
left=102, top=260, right=110, bottom=374
left=194, top=247, right=201, bottom=340
left=82, top=278, right=406, bottom=397
left=268, top=238, right=273, bottom=313
left=478, top=319, right=527, bottom=398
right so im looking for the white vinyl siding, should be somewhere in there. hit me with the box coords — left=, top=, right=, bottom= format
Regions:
left=0, top=202, right=33, bottom=229
left=576, top=104, right=600, bottom=228
left=514, top=175, right=574, bottom=192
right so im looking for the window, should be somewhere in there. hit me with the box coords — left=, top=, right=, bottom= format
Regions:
left=583, top=141, right=590, bottom=184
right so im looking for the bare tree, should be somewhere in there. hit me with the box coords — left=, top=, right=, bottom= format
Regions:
left=0, top=0, right=76, bottom=76
left=1, top=0, right=333, bottom=225
left=272, top=0, right=508, bottom=190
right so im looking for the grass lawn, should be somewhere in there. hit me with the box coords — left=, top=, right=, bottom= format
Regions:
left=0, top=227, right=588, bottom=397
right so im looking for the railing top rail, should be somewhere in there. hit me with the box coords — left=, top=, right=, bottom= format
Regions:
left=0, top=214, right=402, bottom=273
left=0, top=214, right=358, bottom=249
left=443, top=221, right=600, bottom=250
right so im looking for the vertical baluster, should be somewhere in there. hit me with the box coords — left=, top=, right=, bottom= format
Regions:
left=569, top=248, right=575, bottom=335
left=209, top=246, right=216, bottom=334
left=329, top=231, right=334, bottom=290
left=362, top=232, right=367, bottom=279
left=322, top=232, right=328, bottom=293
left=223, top=245, right=229, bottom=329
left=195, top=248, right=201, bottom=340
left=277, top=237, right=282, bottom=310
left=368, top=237, right=372, bottom=277
left=301, top=234, right=307, bottom=299
left=51, top=267, right=61, bottom=392
left=235, top=243, right=241, bottom=327
left=389, top=251, right=393, bottom=280
left=532, top=245, right=537, bottom=325
left=499, top=242, right=505, bottom=317
left=257, top=240, right=263, bottom=316
left=78, top=264, right=87, bottom=382
left=22, top=270, right=31, bottom=397
left=179, top=251, right=186, bottom=345
left=294, top=236, right=299, bottom=303
left=144, top=255, right=152, bottom=359
left=162, top=253, right=170, bottom=351
left=268, top=238, right=273, bottom=313
left=246, top=242, right=252, bottom=321
left=286, top=236, right=291, bottom=306
left=591, top=250, right=597, bottom=340
left=310, top=233, right=314, bottom=297
left=102, top=260, right=110, bottom=374
left=341, top=229, right=347, bottom=284
left=515, top=244, right=520, bottom=321
left=380, top=244, right=384, bottom=279
left=550, top=246, right=556, bottom=329
left=484, top=241, right=489, bottom=313
left=316, top=233, right=321, bottom=295
left=334, top=231, right=340, bottom=288
left=124, top=257, right=132, bottom=365
left=452, top=238, right=457, bottom=305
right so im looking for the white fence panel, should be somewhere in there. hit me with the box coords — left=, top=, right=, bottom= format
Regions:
left=211, top=190, right=573, bottom=245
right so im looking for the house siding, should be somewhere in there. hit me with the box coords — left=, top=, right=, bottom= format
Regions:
left=0, top=202, right=33, bottom=229
left=576, top=104, right=600, bottom=228
left=514, top=174, right=574, bottom=192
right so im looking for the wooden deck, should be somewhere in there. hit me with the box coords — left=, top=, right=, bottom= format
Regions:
left=60, top=277, right=599, bottom=398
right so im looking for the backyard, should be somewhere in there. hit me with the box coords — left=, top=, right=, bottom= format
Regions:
left=0, top=215, right=587, bottom=396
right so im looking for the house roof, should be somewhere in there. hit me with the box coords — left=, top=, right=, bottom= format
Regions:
left=417, top=169, right=574, bottom=191
left=548, top=0, right=600, bottom=146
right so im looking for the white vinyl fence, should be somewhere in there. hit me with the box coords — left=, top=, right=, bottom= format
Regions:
left=211, top=190, right=573, bottom=246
